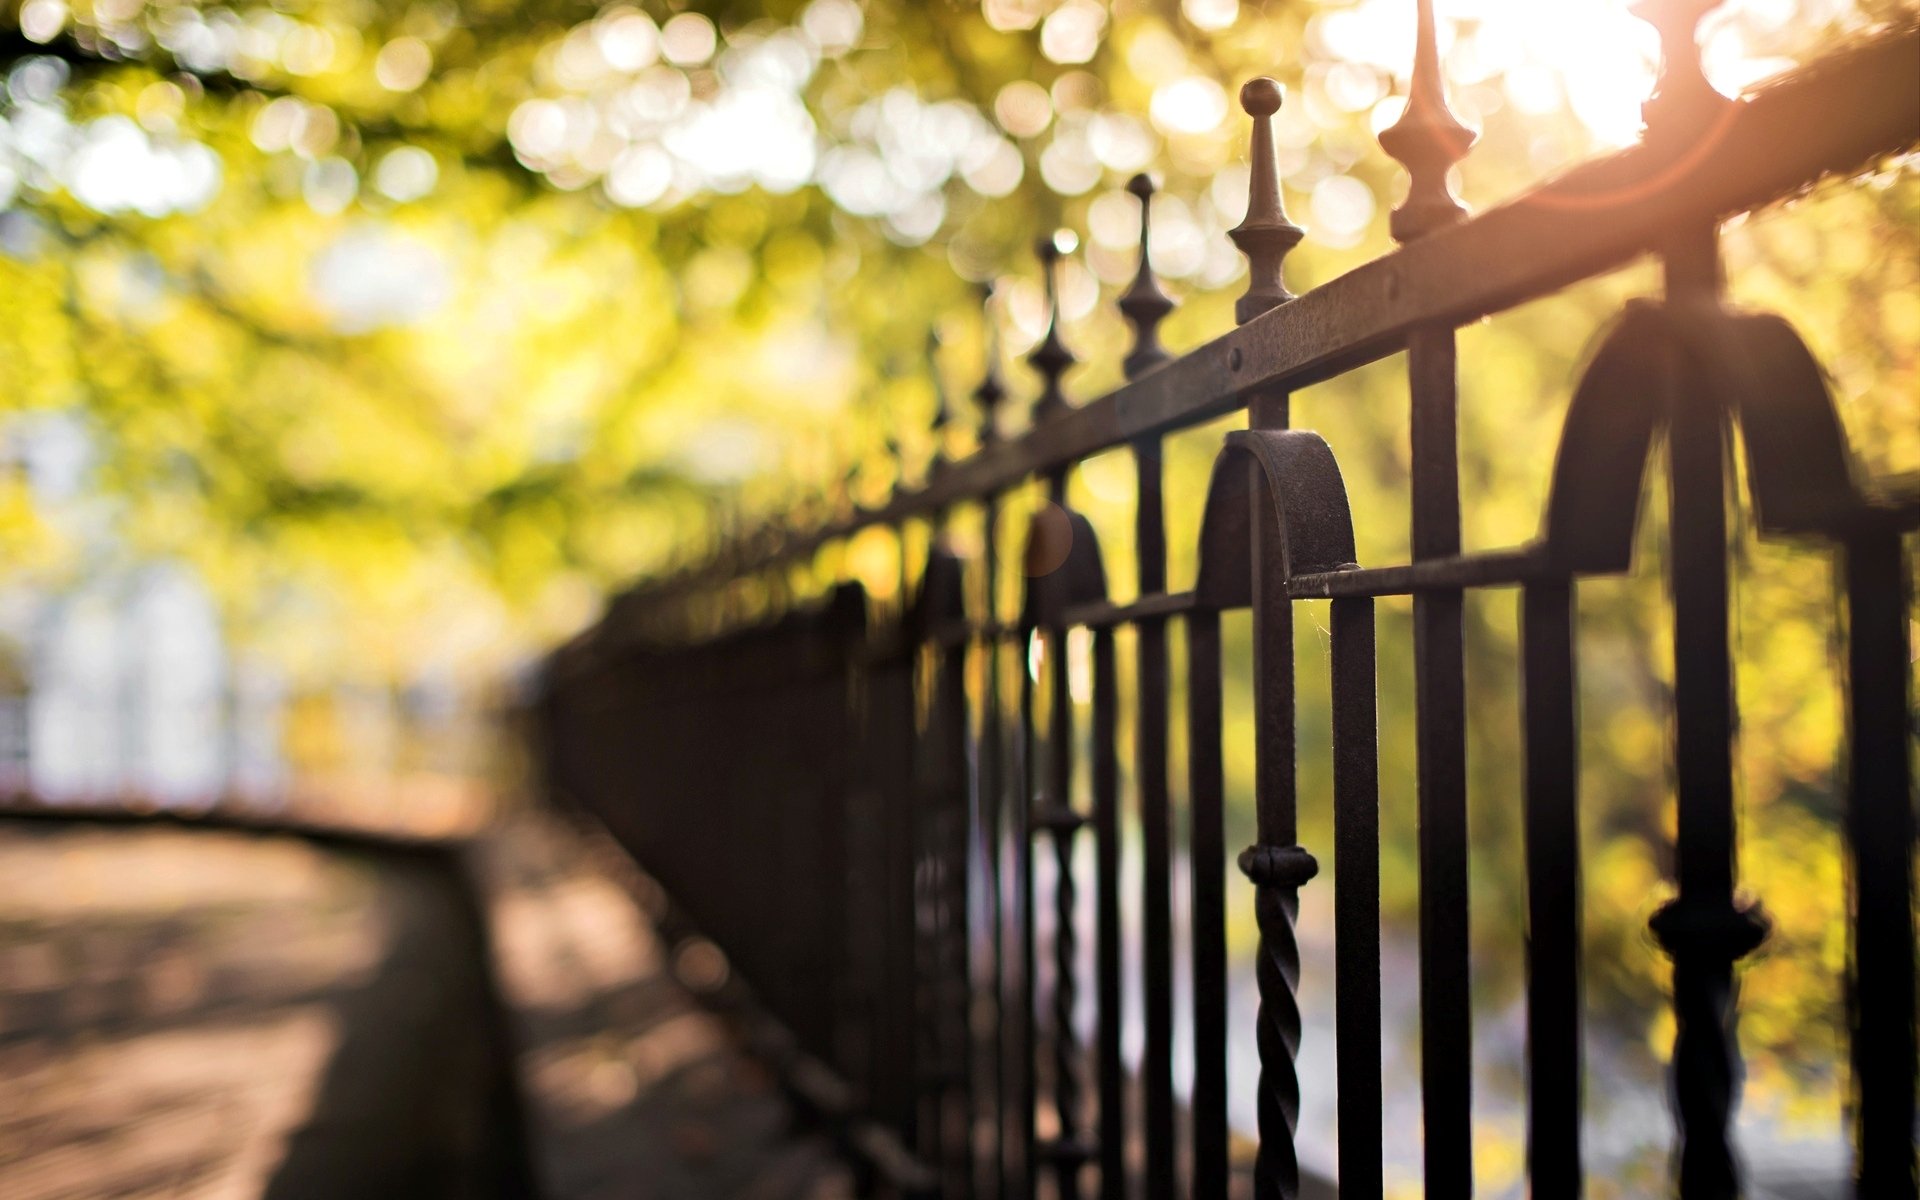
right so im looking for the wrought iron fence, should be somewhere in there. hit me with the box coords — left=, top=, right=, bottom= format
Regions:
left=538, top=5, right=1918, bottom=1197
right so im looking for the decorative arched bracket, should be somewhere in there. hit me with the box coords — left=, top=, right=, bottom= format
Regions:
left=1020, top=504, right=1108, bottom=630
left=1189, top=425, right=1357, bottom=1199
left=1666, top=305, right=1881, bottom=537
left=1539, top=302, right=1673, bottom=574
left=1541, top=299, right=1899, bottom=578
left=1193, top=429, right=1358, bottom=610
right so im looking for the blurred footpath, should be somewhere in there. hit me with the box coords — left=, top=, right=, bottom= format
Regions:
left=0, top=809, right=853, bottom=1200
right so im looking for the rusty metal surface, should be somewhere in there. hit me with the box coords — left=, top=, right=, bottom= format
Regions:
left=540, top=11, right=1920, bottom=1200
left=584, top=23, right=1919, bottom=618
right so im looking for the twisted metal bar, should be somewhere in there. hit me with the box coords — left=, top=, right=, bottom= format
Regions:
left=1239, top=844, right=1320, bottom=1199
left=1035, top=490, right=1086, bottom=1197
left=1649, top=899, right=1769, bottom=1197
left=1042, top=798, right=1088, bottom=1199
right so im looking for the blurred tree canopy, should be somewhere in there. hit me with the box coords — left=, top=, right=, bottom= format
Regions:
left=1, top=0, right=1910, bottom=679
left=0, top=0, right=1915, bottom=1183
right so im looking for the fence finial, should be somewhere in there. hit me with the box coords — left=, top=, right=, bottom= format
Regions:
left=974, top=281, right=1007, bottom=446
left=1228, top=78, right=1305, bottom=325
left=1631, top=0, right=1727, bottom=135
left=927, top=327, right=951, bottom=477
left=1028, top=232, right=1077, bottom=423
left=1379, top=0, right=1475, bottom=242
left=1120, top=173, right=1175, bottom=379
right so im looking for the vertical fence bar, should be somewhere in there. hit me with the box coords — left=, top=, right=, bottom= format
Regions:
left=1027, top=231, right=1084, bottom=1199
left=977, top=620, right=1005, bottom=1198
left=1330, top=596, right=1383, bottom=1196
left=1655, top=349, right=1754, bottom=1200
left=1138, top=455, right=1178, bottom=1200
left=1650, top=221, right=1768, bottom=1200
left=1121, top=169, right=1179, bottom=1200
left=1378, top=6, right=1479, bottom=1184
left=926, top=367, right=971, bottom=1195
left=913, top=583, right=943, bottom=1164
left=936, top=586, right=976, bottom=1195
left=978, top=502, right=1006, bottom=1200
left=975, top=286, right=1011, bottom=1200
left=1841, top=528, right=1915, bottom=1199
left=871, top=635, right=926, bottom=1145
left=917, top=654, right=941, bottom=1159
left=1090, top=623, right=1125, bottom=1200
left=981, top=606, right=1009, bottom=1200
left=1245, top=462, right=1317, bottom=1200
left=1521, top=581, right=1582, bottom=1193
left=1228, top=74, right=1311, bottom=1200
left=1406, top=324, right=1473, bottom=1196
left=844, top=646, right=886, bottom=1127
left=1042, top=584, right=1087, bottom=1200
left=1187, top=609, right=1229, bottom=1198
left=1015, top=614, right=1038, bottom=1200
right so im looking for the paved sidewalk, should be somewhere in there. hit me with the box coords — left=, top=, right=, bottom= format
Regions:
left=0, top=812, right=851, bottom=1200
left=0, top=816, right=529, bottom=1199
left=474, top=813, right=852, bottom=1200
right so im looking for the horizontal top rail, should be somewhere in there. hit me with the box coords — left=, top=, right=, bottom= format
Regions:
left=605, top=22, right=1916, bottom=631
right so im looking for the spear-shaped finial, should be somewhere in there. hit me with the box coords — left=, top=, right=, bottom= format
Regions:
left=974, top=281, right=1007, bottom=446
left=1028, top=232, right=1077, bottom=423
left=1120, top=173, right=1176, bottom=379
left=927, top=327, right=952, bottom=477
left=1228, top=78, right=1306, bottom=326
left=1631, top=0, right=1728, bottom=137
left=1378, top=0, right=1476, bottom=242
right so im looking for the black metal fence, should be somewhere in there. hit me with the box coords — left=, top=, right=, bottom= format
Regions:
left=539, top=7, right=1918, bottom=1198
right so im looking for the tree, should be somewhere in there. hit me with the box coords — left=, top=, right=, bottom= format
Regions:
left=2, top=0, right=1914, bottom=1184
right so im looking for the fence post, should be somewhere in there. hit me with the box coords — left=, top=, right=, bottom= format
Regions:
left=1380, top=1, right=1479, bottom=1190
left=1229, top=75, right=1316, bottom=1200
left=1118, top=170, right=1181, bottom=1200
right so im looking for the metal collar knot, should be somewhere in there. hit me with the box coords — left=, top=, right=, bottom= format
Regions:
left=1237, top=843, right=1320, bottom=889
left=1649, top=897, right=1771, bottom=962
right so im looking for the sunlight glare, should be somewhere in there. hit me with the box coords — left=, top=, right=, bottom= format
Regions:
left=1323, top=0, right=1806, bottom=149
left=1150, top=76, right=1229, bottom=136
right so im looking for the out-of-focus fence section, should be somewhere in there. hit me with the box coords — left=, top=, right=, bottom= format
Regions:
left=540, top=7, right=1919, bottom=1198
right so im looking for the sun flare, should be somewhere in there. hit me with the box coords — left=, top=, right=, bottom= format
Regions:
left=1327, top=0, right=1828, bottom=148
